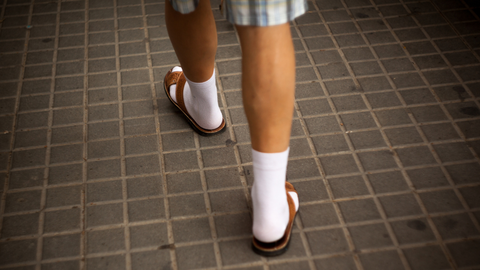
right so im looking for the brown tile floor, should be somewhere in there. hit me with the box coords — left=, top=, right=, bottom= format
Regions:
left=1, top=0, right=480, bottom=269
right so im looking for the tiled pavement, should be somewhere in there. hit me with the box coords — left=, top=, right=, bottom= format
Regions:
left=1, top=0, right=480, bottom=269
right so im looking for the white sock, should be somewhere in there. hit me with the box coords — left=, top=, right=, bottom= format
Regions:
left=169, top=66, right=223, bottom=130
left=251, top=148, right=299, bottom=243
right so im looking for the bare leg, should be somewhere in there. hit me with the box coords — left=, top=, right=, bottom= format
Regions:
left=165, top=0, right=297, bottom=244
left=236, top=23, right=298, bottom=244
left=165, top=0, right=223, bottom=131
left=236, top=23, right=295, bottom=153
left=165, top=0, right=217, bottom=82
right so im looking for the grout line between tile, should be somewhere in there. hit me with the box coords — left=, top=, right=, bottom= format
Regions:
left=367, top=0, right=479, bottom=268
left=111, top=1, right=133, bottom=269
left=140, top=1, right=178, bottom=269
left=34, top=0, right=61, bottom=269
left=0, top=0, right=34, bottom=250
left=293, top=6, right=365, bottom=270
left=223, top=29, right=271, bottom=270
left=192, top=132, right=224, bottom=268
left=80, top=1, right=90, bottom=269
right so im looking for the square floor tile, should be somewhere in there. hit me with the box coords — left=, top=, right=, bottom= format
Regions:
left=366, top=92, right=402, bottom=109
left=312, top=134, right=349, bottom=154
left=128, top=198, right=165, bottom=222
left=358, top=150, right=398, bottom=171
left=124, top=117, right=156, bottom=136
left=294, top=180, right=329, bottom=202
left=338, top=198, right=381, bottom=223
left=220, top=239, right=262, bottom=266
left=419, top=189, right=464, bottom=213
left=332, top=95, right=367, bottom=112
left=315, top=255, right=357, bottom=270
left=403, top=245, right=450, bottom=270
left=359, top=250, right=404, bottom=270
left=299, top=203, right=340, bottom=228
left=1, top=213, right=39, bottom=238
left=49, top=163, right=83, bottom=185
left=339, top=112, right=377, bottom=130
left=87, top=159, right=121, bottom=180
left=215, top=213, right=252, bottom=238
left=126, top=154, right=160, bottom=175
left=42, top=260, right=79, bottom=270
left=368, top=171, right=409, bottom=194
left=87, top=228, right=125, bottom=254
left=169, top=194, right=206, bottom=217
left=9, top=168, right=44, bottom=190
left=375, top=109, right=412, bottom=126
left=87, top=203, right=123, bottom=227
left=384, top=127, right=423, bottom=146
left=270, top=261, right=310, bottom=270
left=391, top=218, right=436, bottom=244
left=320, top=154, right=360, bottom=175
left=0, top=239, right=37, bottom=265
left=202, top=147, right=237, bottom=167
left=305, top=116, right=342, bottom=135
left=329, top=176, right=369, bottom=198
left=44, top=208, right=80, bottom=233
left=50, top=143, right=83, bottom=164
left=126, top=176, right=163, bottom=199
left=349, top=130, right=386, bottom=150
left=42, top=234, right=81, bottom=259
left=433, top=213, right=480, bottom=240
left=447, top=240, right=480, bottom=268
left=396, top=146, right=437, bottom=167
left=53, top=108, right=83, bottom=126
left=349, top=223, right=393, bottom=249
left=46, top=185, right=81, bottom=208
left=87, top=139, right=121, bottom=159
left=12, top=148, right=46, bottom=169
left=87, top=180, right=123, bottom=203
left=297, top=98, right=332, bottom=116
left=172, top=217, right=211, bottom=243
left=176, top=244, right=216, bottom=269
left=124, top=135, right=158, bottom=155
left=457, top=120, right=480, bottom=139
left=130, top=223, right=169, bottom=248
left=307, top=228, right=349, bottom=255
left=406, top=166, right=449, bottom=189
left=166, top=171, right=202, bottom=194
left=445, top=162, right=480, bottom=185
left=209, top=189, right=248, bottom=213
left=164, top=151, right=198, bottom=172
left=379, top=194, right=422, bottom=218
left=205, top=167, right=242, bottom=190
left=399, top=88, right=436, bottom=105
left=87, top=255, right=125, bottom=270
left=131, top=250, right=171, bottom=270
left=433, top=142, right=474, bottom=162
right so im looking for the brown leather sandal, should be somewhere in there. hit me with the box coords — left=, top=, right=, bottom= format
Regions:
left=163, top=67, right=226, bottom=136
left=252, top=181, right=298, bottom=257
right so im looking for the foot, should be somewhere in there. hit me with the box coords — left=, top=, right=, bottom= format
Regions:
left=252, top=184, right=299, bottom=243
left=250, top=148, right=299, bottom=243
left=252, top=181, right=299, bottom=257
left=168, top=66, right=223, bottom=130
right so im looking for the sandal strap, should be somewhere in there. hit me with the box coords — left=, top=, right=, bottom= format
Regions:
left=165, top=69, right=189, bottom=115
left=175, top=74, right=188, bottom=115
left=165, top=70, right=181, bottom=86
left=164, top=67, right=226, bottom=135
left=285, top=181, right=296, bottom=193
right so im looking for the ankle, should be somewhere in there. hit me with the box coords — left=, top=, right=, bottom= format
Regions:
left=183, top=69, right=223, bottom=130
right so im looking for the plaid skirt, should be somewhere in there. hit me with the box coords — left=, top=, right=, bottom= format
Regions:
left=170, top=0, right=308, bottom=26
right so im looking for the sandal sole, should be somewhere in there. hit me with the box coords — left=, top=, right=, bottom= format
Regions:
left=163, top=72, right=226, bottom=137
